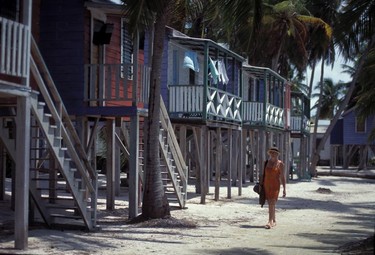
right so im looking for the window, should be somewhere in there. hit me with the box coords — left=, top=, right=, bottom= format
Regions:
left=355, top=117, right=366, bottom=133
left=121, top=19, right=133, bottom=79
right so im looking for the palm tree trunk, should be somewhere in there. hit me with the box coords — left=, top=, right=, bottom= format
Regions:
left=142, top=1, right=172, bottom=219
left=310, top=34, right=375, bottom=176
left=310, top=59, right=325, bottom=177
left=308, top=60, right=316, bottom=98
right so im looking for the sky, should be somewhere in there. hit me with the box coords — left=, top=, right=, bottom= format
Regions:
left=305, top=54, right=353, bottom=110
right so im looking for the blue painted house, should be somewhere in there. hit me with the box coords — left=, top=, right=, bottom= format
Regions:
left=241, top=65, right=291, bottom=181
left=331, top=108, right=375, bottom=169
left=144, top=26, right=247, bottom=198
left=0, top=0, right=187, bottom=249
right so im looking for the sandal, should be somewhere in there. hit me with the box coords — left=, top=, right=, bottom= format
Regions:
left=265, top=224, right=271, bottom=229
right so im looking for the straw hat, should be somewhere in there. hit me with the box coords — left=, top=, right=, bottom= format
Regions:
left=268, top=147, right=280, bottom=154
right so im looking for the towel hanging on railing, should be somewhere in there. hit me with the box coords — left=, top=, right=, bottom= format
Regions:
left=209, top=57, right=219, bottom=84
left=183, top=51, right=200, bottom=72
left=218, top=60, right=229, bottom=85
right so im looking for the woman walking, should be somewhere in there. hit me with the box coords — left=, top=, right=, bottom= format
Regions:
left=262, top=147, right=286, bottom=229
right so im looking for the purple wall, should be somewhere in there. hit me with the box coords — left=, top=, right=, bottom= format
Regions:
left=343, top=111, right=375, bottom=145
left=39, top=0, right=85, bottom=115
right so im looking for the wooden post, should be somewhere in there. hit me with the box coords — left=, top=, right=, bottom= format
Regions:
left=0, top=143, right=4, bottom=200
left=214, top=128, right=222, bottom=201
left=227, top=128, right=232, bottom=199
left=342, top=145, right=348, bottom=169
left=15, top=96, right=31, bottom=250
left=106, top=120, right=115, bottom=210
left=115, top=137, right=121, bottom=196
left=179, top=125, right=187, bottom=162
left=238, top=129, right=243, bottom=196
left=192, top=127, right=201, bottom=194
left=259, top=129, right=265, bottom=182
left=200, top=126, right=207, bottom=204
left=129, top=113, right=139, bottom=218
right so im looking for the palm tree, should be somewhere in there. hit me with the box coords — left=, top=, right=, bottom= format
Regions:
left=309, top=0, right=375, bottom=175
left=311, top=78, right=346, bottom=119
left=123, top=0, right=172, bottom=219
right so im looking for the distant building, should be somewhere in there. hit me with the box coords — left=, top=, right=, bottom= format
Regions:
left=310, top=119, right=331, bottom=166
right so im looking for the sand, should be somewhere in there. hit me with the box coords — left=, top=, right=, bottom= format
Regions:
left=0, top=168, right=374, bottom=255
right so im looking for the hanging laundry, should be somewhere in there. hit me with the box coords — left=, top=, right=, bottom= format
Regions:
left=218, top=60, right=229, bottom=84
left=183, top=51, right=200, bottom=72
left=209, top=57, right=219, bottom=84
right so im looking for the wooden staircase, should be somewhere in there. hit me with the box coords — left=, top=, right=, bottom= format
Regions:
left=0, top=37, right=98, bottom=230
left=159, top=98, right=188, bottom=208
left=115, top=100, right=188, bottom=209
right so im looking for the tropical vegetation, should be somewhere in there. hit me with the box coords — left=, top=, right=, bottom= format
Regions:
left=120, top=0, right=375, bottom=219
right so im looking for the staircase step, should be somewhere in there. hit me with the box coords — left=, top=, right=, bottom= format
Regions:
left=50, top=213, right=82, bottom=220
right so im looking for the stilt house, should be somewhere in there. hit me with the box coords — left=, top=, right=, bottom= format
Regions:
left=0, top=0, right=187, bottom=249
left=241, top=65, right=291, bottom=182
left=146, top=27, right=246, bottom=202
left=290, top=89, right=310, bottom=178
left=330, top=108, right=375, bottom=170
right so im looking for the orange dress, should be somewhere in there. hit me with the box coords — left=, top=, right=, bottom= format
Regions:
left=264, top=161, right=281, bottom=201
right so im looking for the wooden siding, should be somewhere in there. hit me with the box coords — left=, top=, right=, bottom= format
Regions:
left=330, top=119, right=343, bottom=144
left=343, top=111, right=375, bottom=145
left=39, top=0, right=85, bottom=115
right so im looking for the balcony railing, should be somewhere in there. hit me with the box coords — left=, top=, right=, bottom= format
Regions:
left=84, top=63, right=150, bottom=106
left=242, top=102, right=284, bottom=128
left=168, top=85, right=242, bottom=124
left=0, top=17, right=30, bottom=78
left=290, top=115, right=310, bottom=134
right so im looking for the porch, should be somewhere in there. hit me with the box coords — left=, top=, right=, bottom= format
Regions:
left=168, top=84, right=242, bottom=124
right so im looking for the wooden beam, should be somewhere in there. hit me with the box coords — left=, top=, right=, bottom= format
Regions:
left=128, top=113, right=139, bottom=218
left=0, top=143, right=4, bottom=200
left=214, top=128, right=222, bottom=201
left=227, top=128, right=232, bottom=199
left=14, top=96, right=31, bottom=250
left=106, top=120, right=115, bottom=210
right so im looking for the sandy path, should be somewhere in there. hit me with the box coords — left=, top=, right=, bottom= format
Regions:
left=1, top=173, right=374, bottom=255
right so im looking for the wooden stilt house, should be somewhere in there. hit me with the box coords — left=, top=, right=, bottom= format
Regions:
left=241, top=65, right=291, bottom=182
left=330, top=108, right=375, bottom=170
left=0, top=0, right=187, bottom=249
left=290, top=89, right=311, bottom=179
left=146, top=27, right=246, bottom=202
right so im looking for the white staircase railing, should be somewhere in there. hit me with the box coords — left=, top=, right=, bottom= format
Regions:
left=160, top=97, right=188, bottom=208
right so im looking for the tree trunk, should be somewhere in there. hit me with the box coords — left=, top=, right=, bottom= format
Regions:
left=310, top=59, right=325, bottom=176
left=142, top=1, right=171, bottom=219
left=310, top=34, right=375, bottom=176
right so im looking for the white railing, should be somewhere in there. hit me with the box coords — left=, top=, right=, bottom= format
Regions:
left=206, top=87, right=242, bottom=122
left=168, top=85, right=242, bottom=123
left=242, top=102, right=284, bottom=128
left=84, top=63, right=150, bottom=104
left=0, top=17, right=30, bottom=78
left=242, top=102, right=264, bottom=125
left=291, top=115, right=310, bottom=133
left=169, top=85, right=204, bottom=115
left=266, top=103, right=284, bottom=128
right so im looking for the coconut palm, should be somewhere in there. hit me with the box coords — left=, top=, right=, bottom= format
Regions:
left=309, top=0, right=375, bottom=175
left=311, top=78, right=346, bottom=119
left=123, top=0, right=172, bottom=219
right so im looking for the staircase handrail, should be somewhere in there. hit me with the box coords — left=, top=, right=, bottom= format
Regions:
left=159, top=96, right=187, bottom=183
left=30, top=36, right=96, bottom=186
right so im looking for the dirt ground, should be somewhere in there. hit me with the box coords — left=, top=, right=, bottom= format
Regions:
left=0, top=168, right=374, bottom=255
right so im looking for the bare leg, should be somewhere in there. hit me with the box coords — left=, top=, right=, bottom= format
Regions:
left=266, top=199, right=276, bottom=228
